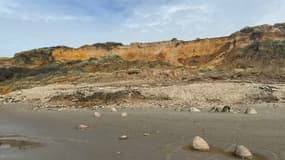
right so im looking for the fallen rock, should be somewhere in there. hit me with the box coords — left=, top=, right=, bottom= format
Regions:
left=192, top=136, right=210, bottom=151
left=245, top=108, right=258, bottom=115
left=118, top=135, right=128, bottom=140
left=77, top=124, right=89, bottom=130
left=94, top=112, right=102, bottom=118
left=189, top=107, right=201, bottom=113
left=121, top=112, right=128, bottom=117
left=235, top=145, right=253, bottom=159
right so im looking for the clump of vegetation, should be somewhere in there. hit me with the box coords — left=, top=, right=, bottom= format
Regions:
left=235, top=40, right=285, bottom=59
left=239, top=24, right=271, bottom=34
left=13, top=46, right=70, bottom=66
left=81, top=42, right=124, bottom=50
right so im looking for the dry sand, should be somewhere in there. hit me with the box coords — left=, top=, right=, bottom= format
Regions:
left=0, top=103, right=284, bottom=160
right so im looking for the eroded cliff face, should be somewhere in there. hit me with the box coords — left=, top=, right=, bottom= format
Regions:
left=1, top=23, right=284, bottom=68
left=50, top=23, right=285, bottom=67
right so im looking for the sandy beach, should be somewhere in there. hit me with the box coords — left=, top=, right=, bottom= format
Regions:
left=0, top=103, right=284, bottom=160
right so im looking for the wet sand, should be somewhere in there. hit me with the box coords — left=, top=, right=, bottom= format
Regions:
left=0, top=103, right=285, bottom=160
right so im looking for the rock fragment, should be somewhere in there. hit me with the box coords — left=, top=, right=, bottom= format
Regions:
left=189, top=107, right=201, bottom=113
left=234, top=145, right=253, bottom=159
left=245, top=108, right=258, bottom=115
left=192, top=136, right=210, bottom=151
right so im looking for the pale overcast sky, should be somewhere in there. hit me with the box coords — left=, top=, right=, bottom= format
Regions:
left=0, top=0, right=285, bottom=57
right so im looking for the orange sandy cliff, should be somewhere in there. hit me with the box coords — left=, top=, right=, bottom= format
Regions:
left=51, top=23, right=285, bottom=67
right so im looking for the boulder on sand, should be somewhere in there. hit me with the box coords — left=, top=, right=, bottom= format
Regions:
left=235, top=145, right=253, bottom=159
left=192, top=136, right=210, bottom=151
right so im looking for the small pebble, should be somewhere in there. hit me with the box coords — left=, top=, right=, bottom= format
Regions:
left=143, top=133, right=151, bottom=136
left=111, top=107, right=118, bottom=112
left=94, top=112, right=102, bottom=118
left=78, top=124, right=89, bottom=130
left=118, top=135, right=128, bottom=140
left=121, top=112, right=128, bottom=117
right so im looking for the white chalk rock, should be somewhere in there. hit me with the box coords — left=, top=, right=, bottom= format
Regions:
left=245, top=108, right=258, bottom=115
left=190, top=107, right=201, bottom=113
left=111, top=107, right=118, bottom=112
left=192, top=136, right=210, bottom=151
left=94, top=112, right=102, bottom=118
left=235, top=145, right=253, bottom=159
left=121, top=112, right=128, bottom=117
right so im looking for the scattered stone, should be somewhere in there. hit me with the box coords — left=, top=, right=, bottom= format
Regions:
left=210, top=107, right=221, bottom=112
left=189, top=107, right=201, bottom=113
left=121, top=112, right=128, bottom=117
left=94, top=112, right=102, bottom=118
left=143, top=133, right=151, bottom=136
left=245, top=108, right=258, bottom=115
left=116, top=151, right=121, bottom=155
left=111, top=107, right=118, bottom=112
left=222, top=105, right=232, bottom=113
left=192, top=136, right=210, bottom=151
left=234, top=145, right=253, bottom=159
left=118, top=135, right=128, bottom=140
left=77, top=124, right=89, bottom=130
